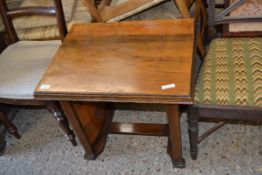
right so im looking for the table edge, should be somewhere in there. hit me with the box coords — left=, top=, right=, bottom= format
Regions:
left=34, top=92, right=193, bottom=104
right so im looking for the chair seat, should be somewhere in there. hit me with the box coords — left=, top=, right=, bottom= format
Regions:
left=0, top=40, right=61, bottom=99
left=194, top=38, right=262, bottom=107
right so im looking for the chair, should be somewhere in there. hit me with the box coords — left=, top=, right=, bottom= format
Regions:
left=82, top=0, right=196, bottom=22
left=0, top=0, right=92, bottom=42
left=82, top=0, right=164, bottom=22
left=222, top=0, right=262, bottom=37
left=177, top=0, right=207, bottom=61
left=0, top=0, right=77, bottom=154
left=188, top=0, right=262, bottom=160
left=207, top=0, right=262, bottom=38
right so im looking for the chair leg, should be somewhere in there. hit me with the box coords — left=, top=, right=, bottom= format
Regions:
left=46, top=102, right=77, bottom=146
left=188, top=106, right=199, bottom=160
left=0, top=112, right=21, bottom=139
left=0, top=131, right=7, bottom=156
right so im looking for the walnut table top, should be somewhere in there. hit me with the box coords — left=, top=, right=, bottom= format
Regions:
left=35, top=19, right=195, bottom=104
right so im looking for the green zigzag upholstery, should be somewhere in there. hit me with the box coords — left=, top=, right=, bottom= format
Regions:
left=194, top=38, right=262, bottom=107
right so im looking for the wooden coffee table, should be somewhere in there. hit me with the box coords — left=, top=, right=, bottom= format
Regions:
left=35, top=19, right=196, bottom=168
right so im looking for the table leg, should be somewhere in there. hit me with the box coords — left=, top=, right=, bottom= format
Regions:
left=167, top=104, right=185, bottom=168
left=60, top=101, right=113, bottom=160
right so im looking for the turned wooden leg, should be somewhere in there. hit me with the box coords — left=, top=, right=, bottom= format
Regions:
left=46, top=102, right=77, bottom=146
left=0, top=112, right=21, bottom=139
left=167, top=104, right=185, bottom=168
left=188, top=106, right=199, bottom=160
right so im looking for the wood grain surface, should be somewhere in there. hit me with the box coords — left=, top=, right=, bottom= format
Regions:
left=35, top=19, right=195, bottom=104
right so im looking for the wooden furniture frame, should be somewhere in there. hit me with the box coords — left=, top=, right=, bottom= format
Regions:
left=222, top=0, right=262, bottom=37
left=207, top=0, right=262, bottom=38
left=0, top=0, right=77, bottom=154
left=188, top=0, right=262, bottom=160
left=35, top=19, right=197, bottom=168
left=0, top=105, right=19, bottom=154
left=0, top=32, right=7, bottom=53
left=84, top=0, right=162, bottom=22
left=82, top=0, right=195, bottom=22
left=166, top=0, right=206, bottom=58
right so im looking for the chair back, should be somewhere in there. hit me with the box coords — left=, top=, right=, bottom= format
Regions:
left=175, top=0, right=208, bottom=57
left=207, top=0, right=262, bottom=38
left=194, top=0, right=208, bottom=57
left=0, top=0, right=67, bottom=44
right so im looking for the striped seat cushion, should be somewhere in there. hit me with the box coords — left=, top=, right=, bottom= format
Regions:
left=0, top=40, right=60, bottom=99
left=194, top=38, right=262, bottom=107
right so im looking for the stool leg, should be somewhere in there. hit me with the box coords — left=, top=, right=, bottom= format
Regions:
left=188, top=106, right=199, bottom=160
left=46, top=102, right=77, bottom=146
left=167, top=104, right=185, bottom=168
left=0, top=112, right=21, bottom=139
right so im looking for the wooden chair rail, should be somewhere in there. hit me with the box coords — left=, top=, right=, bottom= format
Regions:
left=214, top=16, right=262, bottom=25
left=215, top=0, right=261, bottom=24
left=197, top=122, right=226, bottom=143
left=215, top=0, right=245, bottom=20
left=0, top=0, right=67, bottom=43
left=195, top=105, right=262, bottom=122
left=207, top=0, right=262, bottom=38
left=7, top=7, right=56, bottom=18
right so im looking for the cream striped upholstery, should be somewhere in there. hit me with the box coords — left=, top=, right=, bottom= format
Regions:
left=0, top=40, right=60, bottom=99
